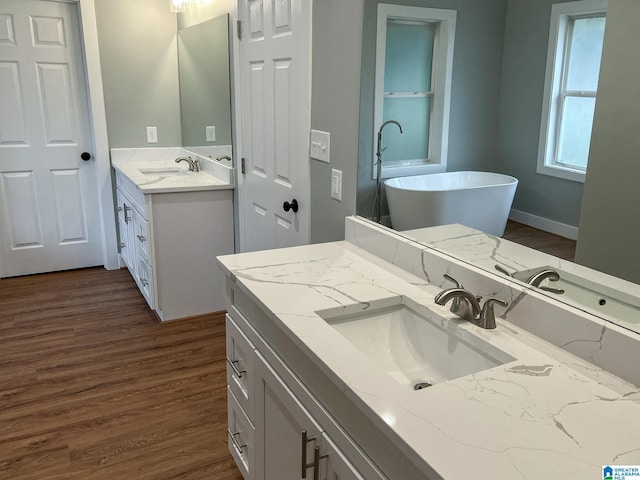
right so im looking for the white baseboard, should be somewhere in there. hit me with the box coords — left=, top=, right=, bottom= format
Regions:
left=509, top=209, right=579, bottom=240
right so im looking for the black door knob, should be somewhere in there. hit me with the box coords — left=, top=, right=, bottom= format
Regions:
left=283, top=199, right=299, bottom=213
left=81, top=152, right=92, bottom=161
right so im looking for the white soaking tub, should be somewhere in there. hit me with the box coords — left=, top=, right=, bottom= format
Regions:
left=384, top=171, right=518, bottom=236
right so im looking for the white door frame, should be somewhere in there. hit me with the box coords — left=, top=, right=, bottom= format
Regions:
left=229, top=2, right=245, bottom=252
left=0, top=0, right=119, bottom=277
left=77, top=0, right=119, bottom=270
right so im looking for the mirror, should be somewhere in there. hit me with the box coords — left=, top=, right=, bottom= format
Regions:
left=355, top=0, right=640, bottom=335
left=177, top=14, right=232, bottom=165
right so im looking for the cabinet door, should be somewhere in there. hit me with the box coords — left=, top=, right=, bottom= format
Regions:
left=254, top=351, right=322, bottom=480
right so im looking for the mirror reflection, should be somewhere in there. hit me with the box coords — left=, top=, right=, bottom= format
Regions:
left=355, top=0, right=640, bottom=334
left=177, top=14, right=232, bottom=164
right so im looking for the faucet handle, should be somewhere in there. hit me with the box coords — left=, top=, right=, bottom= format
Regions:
left=479, top=298, right=508, bottom=330
left=443, top=274, right=462, bottom=288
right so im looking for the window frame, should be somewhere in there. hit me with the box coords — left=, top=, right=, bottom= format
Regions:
left=373, top=4, right=456, bottom=180
left=537, top=0, right=607, bottom=183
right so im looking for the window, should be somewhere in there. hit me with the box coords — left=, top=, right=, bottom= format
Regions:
left=537, top=0, right=607, bottom=182
left=373, top=5, right=456, bottom=179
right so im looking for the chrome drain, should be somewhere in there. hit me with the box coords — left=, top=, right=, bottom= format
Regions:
left=414, top=381, right=433, bottom=390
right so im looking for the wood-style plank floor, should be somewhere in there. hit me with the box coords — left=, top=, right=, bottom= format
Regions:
left=0, top=224, right=572, bottom=479
left=0, top=267, right=243, bottom=480
left=503, top=220, right=576, bottom=261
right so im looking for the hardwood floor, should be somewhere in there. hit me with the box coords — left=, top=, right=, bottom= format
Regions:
left=0, top=267, right=244, bottom=480
left=503, top=220, right=576, bottom=261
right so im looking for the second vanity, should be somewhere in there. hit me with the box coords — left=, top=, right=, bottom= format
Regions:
left=217, top=217, right=640, bottom=480
left=113, top=148, right=234, bottom=321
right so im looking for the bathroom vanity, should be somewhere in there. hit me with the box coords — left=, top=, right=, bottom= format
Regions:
left=113, top=148, right=234, bottom=321
left=217, top=217, right=640, bottom=479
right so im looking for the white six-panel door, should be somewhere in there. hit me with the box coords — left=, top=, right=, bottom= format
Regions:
left=0, top=0, right=102, bottom=277
left=238, top=0, right=311, bottom=252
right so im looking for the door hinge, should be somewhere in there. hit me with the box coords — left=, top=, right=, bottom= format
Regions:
left=237, top=20, right=242, bottom=40
left=241, top=157, right=246, bottom=175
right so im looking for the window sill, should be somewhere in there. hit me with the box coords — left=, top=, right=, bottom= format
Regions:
left=536, top=164, right=586, bottom=183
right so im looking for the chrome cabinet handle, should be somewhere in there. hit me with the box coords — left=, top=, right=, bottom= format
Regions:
left=228, top=429, right=246, bottom=453
left=123, top=204, right=131, bottom=224
left=302, top=430, right=310, bottom=478
left=312, top=446, right=328, bottom=480
left=226, top=357, right=246, bottom=378
left=137, top=234, right=146, bottom=243
left=117, top=206, right=122, bottom=212
left=141, top=278, right=148, bottom=286
left=119, top=242, right=125, bottom=248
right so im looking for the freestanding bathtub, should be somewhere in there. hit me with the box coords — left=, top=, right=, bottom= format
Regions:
left=384, top=171, right=518, bottom=236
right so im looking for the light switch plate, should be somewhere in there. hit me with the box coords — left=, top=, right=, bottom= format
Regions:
left=206, top=125, right=216, bottom=142
left=146, top=126, right=158, bottom=144
left=331, top=168, right=342, bottom=201
left=310, top=130, right=330, bottom=163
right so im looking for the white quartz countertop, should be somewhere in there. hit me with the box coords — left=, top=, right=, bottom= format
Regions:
left=217, top=241, right=640, bottom=479
left=112, top=160, right=233, bottom=194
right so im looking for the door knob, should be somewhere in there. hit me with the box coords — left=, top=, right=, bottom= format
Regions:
left=283, top=199, right=299, bottom=213
left=81, top=152, right=92, bottom=161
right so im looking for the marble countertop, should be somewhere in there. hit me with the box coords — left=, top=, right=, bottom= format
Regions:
left=111, top=147, right=233, bottom=194
left=217, top=241, right=640, bottom=479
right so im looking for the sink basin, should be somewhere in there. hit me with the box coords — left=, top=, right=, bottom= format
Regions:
left=137, top=167, right=191, bottom=177
left=317, top=299, right=514, bottom=389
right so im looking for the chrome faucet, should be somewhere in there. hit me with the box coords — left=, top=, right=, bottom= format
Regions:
left=434, top=277, right=509, bottom=330
left=372, top=120, right=403, bottom=223
left=434, top=287, right=481, bottom=323
left=526, top=268, right=560, bottom=287
left=175, top=156, right=200, bottom=172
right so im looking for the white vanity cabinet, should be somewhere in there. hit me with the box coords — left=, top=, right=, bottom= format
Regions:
left=116, top=187, right=154, bottom=307
left=115, top=170, right=233, bottom=320
left=225, top=285, right=390, bottom=480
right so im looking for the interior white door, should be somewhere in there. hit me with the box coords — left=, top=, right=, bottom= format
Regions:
left=0, top=0, right=103, bottom=277
left=238, top=0, right=311, bottom=252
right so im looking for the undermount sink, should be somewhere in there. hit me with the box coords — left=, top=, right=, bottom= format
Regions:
left=317, top=299, right=514, bottom=389
left=137, top=166, right=191, bottom=177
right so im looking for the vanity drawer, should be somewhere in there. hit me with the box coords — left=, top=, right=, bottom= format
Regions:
left=226, top=314, right=255, bottom=421
left=115, top=170, right=147, bottom=216
left=227, top=386, right=254, bottom=479
left=133, top=208, right=151, bottom=265
left=136, top=256, right=155, bottom=309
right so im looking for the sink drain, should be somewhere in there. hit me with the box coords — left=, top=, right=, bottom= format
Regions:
left=414, top=381, right=433, bottom=390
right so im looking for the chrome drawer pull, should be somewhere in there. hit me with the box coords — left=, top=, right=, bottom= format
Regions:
left=123, top=204, right=131, bottom=224
left=228, top=429, right=246, bottom=453
left=301, top=430, right=322, bottom=478
left=312, top=446, right=328, bottom=480
left=226, top=357, right=246, bottom=378
left=137, top=234, right=146, bottom=243
left=141, top=278, right=148, bottom=286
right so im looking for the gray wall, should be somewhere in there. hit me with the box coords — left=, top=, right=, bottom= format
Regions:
left=575, top=0, right=640, bottom=283
left=495, top=0, right=583, bottom=227
left=310, top=0, right=364, bottom=243
left=356, top=0, right=508, bottom=217
left=95, top=0, right=181, bottom=148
